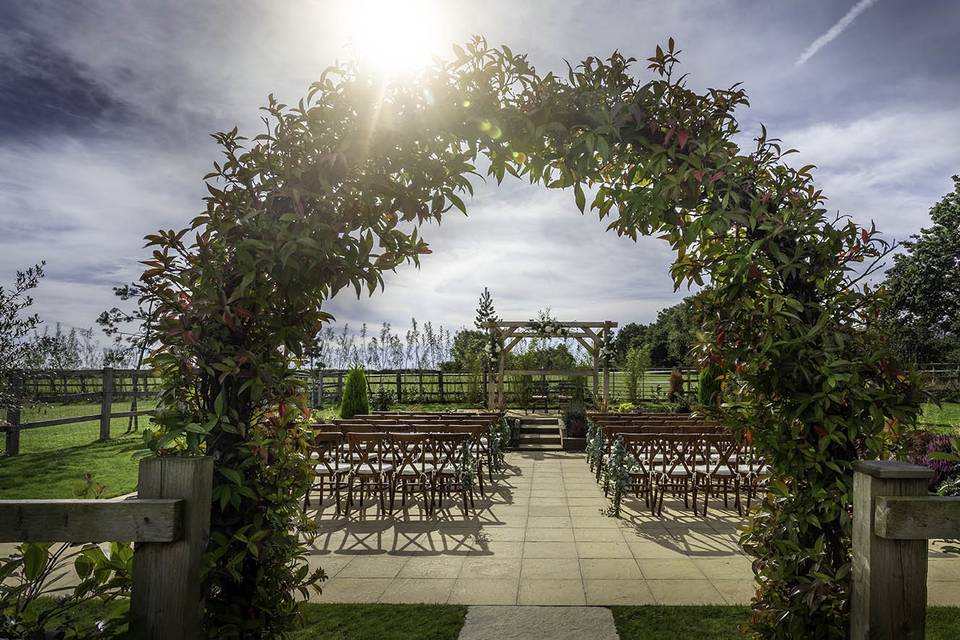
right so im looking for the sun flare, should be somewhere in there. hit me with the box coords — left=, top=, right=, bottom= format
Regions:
left=337, top=0, right=448, bottom=78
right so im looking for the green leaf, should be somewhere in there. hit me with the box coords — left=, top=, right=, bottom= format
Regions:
left=22, top=543, right=49, bottom=581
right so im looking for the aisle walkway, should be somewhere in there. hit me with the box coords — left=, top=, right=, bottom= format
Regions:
left=307, top=451, right=747, bottom=605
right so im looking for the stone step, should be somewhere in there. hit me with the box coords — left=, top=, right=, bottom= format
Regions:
left=518, top=435, right=562, bottom=446
left=518, top=425, right=559, bottom=435
left=519, top=417, right=560, bottom=426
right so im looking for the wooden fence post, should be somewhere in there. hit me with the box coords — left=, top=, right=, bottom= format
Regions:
left=851, top=460, right=932, bottom=640
left=131, top=456, right=213, bottom=640
left=438, top=371, right=445, bottom=403
left=99, top=367, right=114, bottom=441
left=316, top=370, right=324, bottom=407
left=396, top=372, right=402, bottom=403
left=4, top=403, right=20, bottom=457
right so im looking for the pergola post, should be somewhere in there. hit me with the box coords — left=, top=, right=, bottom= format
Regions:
left=602, top=321, right=612, bottom=409
left=486, top=326, right=497, bottom=409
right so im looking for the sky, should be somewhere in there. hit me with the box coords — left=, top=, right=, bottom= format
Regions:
left=1, top=0, right=958, bottom=342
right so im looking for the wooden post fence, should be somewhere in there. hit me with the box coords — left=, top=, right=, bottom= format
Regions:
left=851, top=460, right=960, bottom=639
left=4, top=401, right=20, bottom=457
left=0, top=457, right=213, bottom=640
left=99, top=366, right=114, bottom=441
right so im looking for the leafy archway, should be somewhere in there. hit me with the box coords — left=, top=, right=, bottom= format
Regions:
left=140, top=37, right=921, bottom=638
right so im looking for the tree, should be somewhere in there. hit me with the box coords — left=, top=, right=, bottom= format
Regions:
left=697, top=363, right=722, bottom=407
left=881, top=175, right=960, bottom=364
left=0, top=263, right=44, bottom=413
left=445, top=328, right=486, bottom=371
left=97, top=283, right=155, bottom=369
left=474, top=287, right=498, bottom=330
left=613, top=322, right=647, bottom=365
left=624, top=344, right=651, bottom=403
left=646, top=300, right=695, bottom=367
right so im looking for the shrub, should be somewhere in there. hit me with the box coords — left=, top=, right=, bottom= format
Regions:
left=340, top=368, right=370, bottom=418
left=698, top=364, right=722, bottom=407
left=371, top=386, right=393, bottom=412
left=910, top=434, right=957, bottom=491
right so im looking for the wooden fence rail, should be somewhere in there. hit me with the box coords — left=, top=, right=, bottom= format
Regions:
left=2, top=367, right=706, bottom=456
left=0, top=457, right=213, bottom=640
left=851, top=460, right=960, bottom=639
left=2, top=367, right=155, bottom=456
left=307, top=367, right=700, bottom=407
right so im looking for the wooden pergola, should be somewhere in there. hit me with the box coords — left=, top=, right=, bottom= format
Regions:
left=484, top=320, right=617, bottom=409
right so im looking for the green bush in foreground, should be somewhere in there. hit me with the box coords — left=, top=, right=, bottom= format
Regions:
left=339, top=367, right=370, bottom=418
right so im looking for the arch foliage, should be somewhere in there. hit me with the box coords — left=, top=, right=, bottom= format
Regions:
left=140, top=37, right=921, bottom=637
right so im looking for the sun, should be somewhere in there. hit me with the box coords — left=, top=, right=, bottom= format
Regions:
left=337, top=0, right=449, bottom=78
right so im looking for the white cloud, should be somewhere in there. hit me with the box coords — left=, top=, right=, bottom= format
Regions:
left=780, top=108, right=960, bottom=243
left=796, top=0, right=880, bottom=66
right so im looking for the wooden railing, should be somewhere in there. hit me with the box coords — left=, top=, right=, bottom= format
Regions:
left=2, top=367, right=156, bottom=456
left=308, top=367, right=699, bottom=406
left=851, top=460, right=960, bottom=639
left=0, top=457, right=213, bottom=640
left=2, top=366, right=701, bottom=456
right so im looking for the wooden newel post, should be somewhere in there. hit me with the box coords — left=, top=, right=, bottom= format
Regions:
left=131, top=457, right=214, bottom=640
left=851, top=460, right=932, bottom=640
left=99, top=367, right=114, bottom=441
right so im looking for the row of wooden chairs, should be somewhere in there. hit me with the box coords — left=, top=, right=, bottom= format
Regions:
left=611, top=432, right=766, bottom=516
left=590, top=423, right=726, bottom=481
left=587, top=414, right=767, bottom=516
left=305, top=412, right=503, bottom=517
left=305, top=430, right=483, bottom=516
left=319, top=419, right=496, bottom=490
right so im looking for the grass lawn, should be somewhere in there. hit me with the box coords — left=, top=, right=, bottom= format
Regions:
left=920, top=402, right=960, bottom=434
left=311, top=401, right=479, bottom=421
left=0, top=403, right=150, bottom=499
left=611, top=606, right=960, bottom=639
left=289, top=603, right=467, bottom=640
left=14, top=599, right=960, bottom=638
left=0, top=426, right=142, bottom=499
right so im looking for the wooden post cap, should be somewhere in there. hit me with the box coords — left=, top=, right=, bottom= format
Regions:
left=852, top=460, right=933, bottom=480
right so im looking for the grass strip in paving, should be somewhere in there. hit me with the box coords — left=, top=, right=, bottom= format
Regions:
left=293, top=603, right=467, bottom=640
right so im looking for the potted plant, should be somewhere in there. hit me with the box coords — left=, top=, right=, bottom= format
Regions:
left=562, top=381, right=589, bottom=451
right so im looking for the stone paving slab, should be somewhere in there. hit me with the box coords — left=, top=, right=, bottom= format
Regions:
left=296, top=450, right=960, bottom=606
left=457, top=605, right=620, bottom=640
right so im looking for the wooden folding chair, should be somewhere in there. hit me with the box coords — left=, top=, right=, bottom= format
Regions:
left=304, top=431, right=350, bottom=514
left=345, top=432, right=394, bottom=517
left=390, top=432, right=434, bottom=514
left=430, top=432, right=475, bottom=515
left=653, top=434, right=700, bottom=516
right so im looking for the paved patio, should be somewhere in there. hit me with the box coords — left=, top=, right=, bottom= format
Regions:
left=304, top=450, right=957, bottom=606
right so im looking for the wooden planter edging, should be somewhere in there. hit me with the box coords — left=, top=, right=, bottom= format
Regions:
left=0, top=457, right=213, bottom=640
left=851, top=460, right=960, bottom=640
